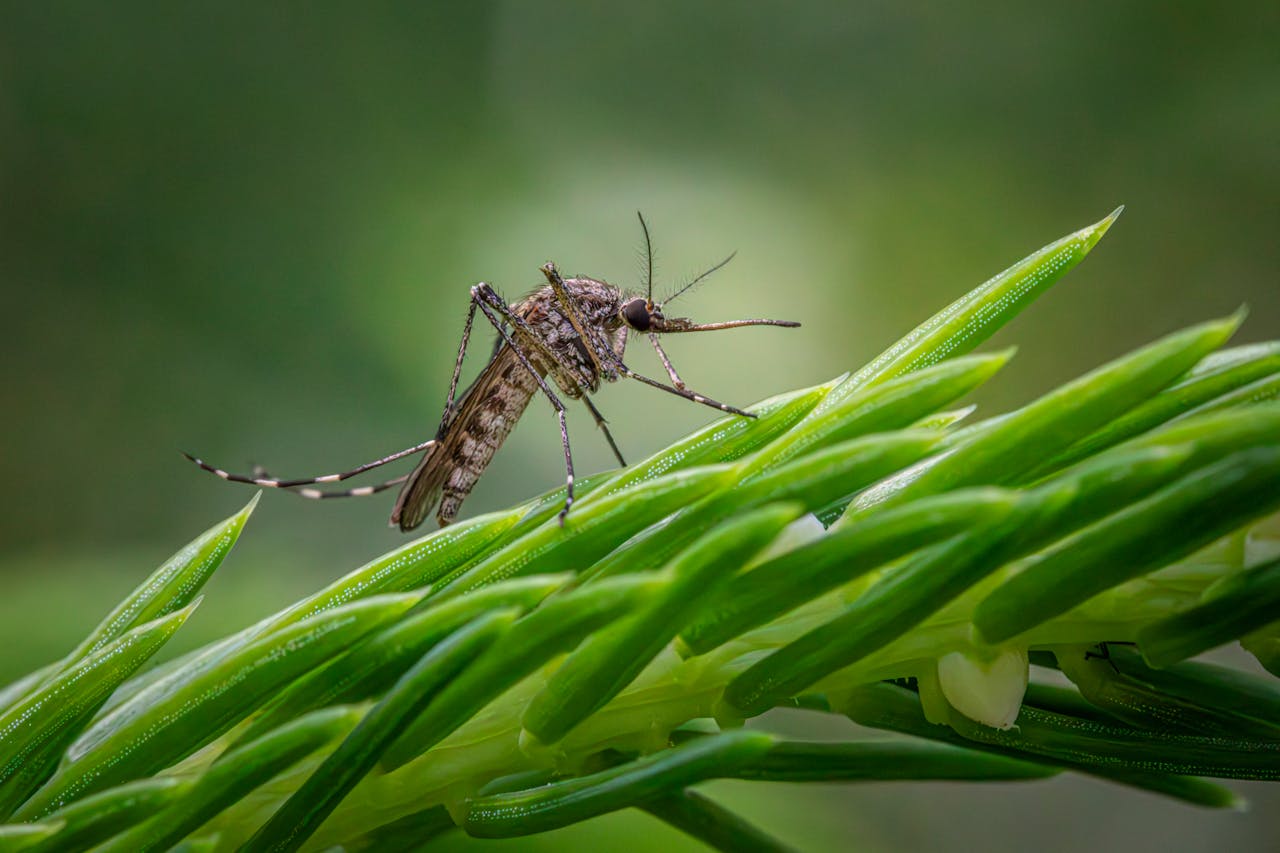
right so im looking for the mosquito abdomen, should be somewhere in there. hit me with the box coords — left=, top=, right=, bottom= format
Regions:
left=436, top=349, right=541, bottom=525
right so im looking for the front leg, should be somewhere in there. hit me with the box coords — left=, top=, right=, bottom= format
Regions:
left=471, top=285, right=579, bottom=525
left=539, top=262, right=621, bottom=382
left=581, top=394, right=627, bottom=468
left=435, top=295, right=479, bottom=438
left=648, top=332, right=687, bottom=390
left=618, top=362, right=756, bottom=418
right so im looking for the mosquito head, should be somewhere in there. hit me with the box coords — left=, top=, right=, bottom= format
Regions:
left=618, top=260, right=801, bottom=335
left=619, top=296, right=664, bottom=332
left=616, top=229, right=800, bottom=335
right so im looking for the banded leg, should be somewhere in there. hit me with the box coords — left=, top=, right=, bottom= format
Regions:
left=470, top=285, right=578, bottom=524
left=648, top=332, right=686, bottom=390
left=616, top=362, right=755, bottom=419
left=436, top=296, right=479, bottom=438
left=581, top=394, right=627, bottom=467
left=539, top=262, right=619, bottom=379
left=183, top=438, right=438, bottom=490
left=246, top=465, right=411, bottom=500
left=294, top=474, right=410, bottom=499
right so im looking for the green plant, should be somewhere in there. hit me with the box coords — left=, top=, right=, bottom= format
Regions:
left=2, top=207, right=1279, bottom=851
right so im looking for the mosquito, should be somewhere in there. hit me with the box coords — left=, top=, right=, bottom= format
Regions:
left=186, top=214, right=800, bottom=531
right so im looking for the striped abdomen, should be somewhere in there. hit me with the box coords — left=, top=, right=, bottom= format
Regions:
left=391, top=344, right=544, bottom=530
left=435, top=348, right=541, bottom=524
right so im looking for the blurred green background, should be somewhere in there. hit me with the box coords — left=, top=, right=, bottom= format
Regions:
left=1, top=3, right=1277, bottom=851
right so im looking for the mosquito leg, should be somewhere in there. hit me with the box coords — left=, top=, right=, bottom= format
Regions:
left=245, top=465, right=411, bottom=499
left=394, top=295, right=501, bottom=530
left=190, top=302, right=470, bottom=501
left=583, top=313, right=748, bottom=420
left=294, top=473, right=411, bottom=499
left=436, top=297, right=479, bottom=437
left=1084, top=642, right=1124, bottom=675
left=470, top=284, right=565, bottom=369
left=183, top=438, right=438, bottom=489
left=617, top=364, right=756, bottom=419
left=471, top=287, right=577, bottom=525
left=470, top=282, right=604, bottom=394
left=539, top=262, right=618, bottom=378
left=581, top=395, right=627, bottom=467
left=647, top=333, right=686, bottom=390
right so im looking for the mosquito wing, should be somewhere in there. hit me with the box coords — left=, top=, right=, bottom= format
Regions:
left=390, top=344, right=539, bottom=531
left=388, top=443, right=448, bottom=532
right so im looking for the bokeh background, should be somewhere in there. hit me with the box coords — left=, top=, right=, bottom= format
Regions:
left=1, top=3, right=1277, bottom=851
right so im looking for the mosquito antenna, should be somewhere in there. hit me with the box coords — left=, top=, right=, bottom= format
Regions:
left=637, top=211, right=654, bottom=302
left=661, top=251, right=737, bottom=307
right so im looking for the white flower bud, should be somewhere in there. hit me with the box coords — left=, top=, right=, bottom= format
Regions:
left=937, top=646, right=1028, bottom=730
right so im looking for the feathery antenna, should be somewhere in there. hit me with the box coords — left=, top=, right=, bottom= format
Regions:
left=637, top=211, right=654, bottom=303
left=662, top=251, right=737, bottom=307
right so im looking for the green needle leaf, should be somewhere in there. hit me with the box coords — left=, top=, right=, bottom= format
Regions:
left=583, top=430, right=944, bottom=584
left=381, top=574, right=667, bottom=770
left=271, top=506, right=527, bottom=628
left=945, top=698, right=1280, bottom=781
left=1139, top=554, right=1280, bottom=668
left=975, top=446, right=1280, bottom=644
left=95, top=705, right=362, bottom=853
left=1022, top=679, right=1123, bottom=724
left=721, top=491, right=1064, bottom=718
left=1058, top=645, right=1280, bottom=740
left=573, top=381, right=835, bottom=506
left=721, top=440, right=1195, bottom=717
left=745, top=350, right=1012, bottom=473
left=0, top=736, right=71, bottom=821
left=911, top=405, right=978, bottom=431
left=238, top=575, right=566, bottom=744
left=731, top=737, right=1058, bottom=782
left=839, top=682, right=1242, bottom=808
left=65, top=495, right=257, bottom=669
left=0, top=667, right=58, bottom=718
left=1188, top=341, right=1280, bottom=379
left=25, top=777, right=190, bottom=853
left=522, top=503, right=803, bottom=746
left=722, top=444, right=1194, bottom=716
left=96, top=504, right=531, bottom=720
left=641, top=789, right=797, bottom=853
left=508, top=470, right=630, bottom=535
left=242, top=612, right=517, bottom=853
left=432, top=466, right=733, bottom=595
left=463, top=730, right=776, bottom=838
left=680, top=488, right=1021, bottom=656
left=1183, top=370, right=1280, bottom=418
left=9, top=498, right=255, bottom=720
left=506, top=381, right=836, bottom=536
left=338, top=806, right=456, bottom=852
left=0, top=822, right=63, bottom=853
left=0, top=604, right=196, bottom=812
left=846, top=312, right=1245, bottom=517
left=17, top=594, right=419, bottom=819
left=1110, top=402, right=1280, bottom=466
left=1038, top=342, right=1280, bottom=474
left=820, top=207, right=1123, bottom=407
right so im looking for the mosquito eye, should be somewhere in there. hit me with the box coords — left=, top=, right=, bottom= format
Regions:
left=621, top=298, right=651, bottom=331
